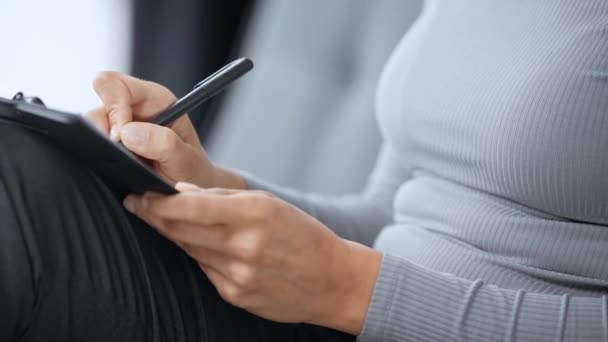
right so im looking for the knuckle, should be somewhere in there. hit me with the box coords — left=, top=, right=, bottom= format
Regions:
left=219, top=283, right=242, bottom=303
left=155, top=84, right=178, bottom=103
left=226, top=230, right=263, bottom=260
left=107, top=109, right=122, bottom=123
left=93, top=70, right=119, bottom=88
left=227, top=262, right=256, bottom=287
left=236, top=240, right=261, bottom=261
left=246, top=195, right=279, bottom=221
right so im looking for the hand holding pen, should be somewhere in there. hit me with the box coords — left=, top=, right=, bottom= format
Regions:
left=85, top=57, right=253, bottom=189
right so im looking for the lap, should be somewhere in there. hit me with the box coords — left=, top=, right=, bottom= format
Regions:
left=0, top=122, right=353, bottom=342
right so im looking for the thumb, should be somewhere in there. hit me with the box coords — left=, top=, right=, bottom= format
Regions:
left=120, top=122, right=188, bottom=163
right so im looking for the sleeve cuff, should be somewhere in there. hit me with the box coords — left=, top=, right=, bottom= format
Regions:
left=358, top=254, right=408, bottom=341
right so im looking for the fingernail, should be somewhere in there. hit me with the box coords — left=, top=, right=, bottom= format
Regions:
left=121, top=125, right=148, bottom=145
left=123, top=197, right=135, bottom=213
left=110, top=125, right=120, bottom=141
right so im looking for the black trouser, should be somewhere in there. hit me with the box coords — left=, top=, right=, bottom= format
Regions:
left=0, top=122, right=354, bottom=342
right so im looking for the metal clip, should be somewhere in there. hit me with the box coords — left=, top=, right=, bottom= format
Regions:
left=12, top=92, right=46, bottom=106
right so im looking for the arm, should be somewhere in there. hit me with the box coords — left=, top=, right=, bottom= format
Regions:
left=87, top=70, right=409, bottom=247
left=239, top=143, right=411, bottom=247
left=239, top=167, right=608, bottom=342
left=121, top=140, right=410, bottom=335
left=360, top=254, right=608, bottom=342
left=92, top=72, right=606, bottom=340
left=233, top=146, right=608, bottom=340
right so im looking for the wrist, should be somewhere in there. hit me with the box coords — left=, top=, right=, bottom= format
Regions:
left=313, top=239, right=383, bottom=335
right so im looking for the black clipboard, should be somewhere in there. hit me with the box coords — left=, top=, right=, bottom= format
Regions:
left=0, top=93, right=176, bottom=196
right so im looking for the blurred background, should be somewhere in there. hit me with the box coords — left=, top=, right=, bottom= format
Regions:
left=0, top=0, right=422, bottom=195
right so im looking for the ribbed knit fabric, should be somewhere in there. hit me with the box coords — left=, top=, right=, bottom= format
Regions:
left=243, top=1, right=608, bottom=341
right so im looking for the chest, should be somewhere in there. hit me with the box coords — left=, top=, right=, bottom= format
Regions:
left=377, top=1, right=608, bottom=222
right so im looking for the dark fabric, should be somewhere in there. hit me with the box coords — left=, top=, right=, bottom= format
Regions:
left=130, top=0, right=253, bottom=139
left=0, top=121, right=354, bottom=342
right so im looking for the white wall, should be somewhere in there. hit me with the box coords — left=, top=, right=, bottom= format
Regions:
left=0, top=0, right=132, bottom=113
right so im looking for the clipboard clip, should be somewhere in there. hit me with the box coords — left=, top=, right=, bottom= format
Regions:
left=12, top=92, right=46, bottom=107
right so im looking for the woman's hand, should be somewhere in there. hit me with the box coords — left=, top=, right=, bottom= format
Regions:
left=123, top=183, right=383, bottom=335
left=86, top=71, right=245, bottom=189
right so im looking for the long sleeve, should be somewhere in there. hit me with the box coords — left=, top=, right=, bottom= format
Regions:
left=239, top=145, right=608, bottom=341
left=240, top=143, right=410, bottom=247
left=360, top=254, right=608, bottom=342
left=233, top=0, right=608, bottom=339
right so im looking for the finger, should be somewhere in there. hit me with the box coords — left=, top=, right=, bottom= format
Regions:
left=122, top=198, right=195, bottom=249
left=93, top=72, right=179, bottom=138
left=187, top=245, right=230, bottom=271
left=124, top=191, right=247, bottom=225
left=204, top=265, right=227, bottom=283
left=84, top=106, right=110, bottom=134
left=92, top=71, right=135, bottom=141
left=120, top=122, right=190, bottom=164
left=122, top=194, right=165, bottom=226
left=154, top=220, right=229, bottom=251
left=194, top=251, right=245, bottom=298
left=197, top=254, right=255, bottom=306
left=200, top=263, right=234, bottom=299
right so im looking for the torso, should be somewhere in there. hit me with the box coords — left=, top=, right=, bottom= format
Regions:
left=375, top=0, right=608, bottom=294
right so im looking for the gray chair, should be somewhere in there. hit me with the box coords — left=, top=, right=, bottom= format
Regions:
left=207, top=0, right=422, bottom=194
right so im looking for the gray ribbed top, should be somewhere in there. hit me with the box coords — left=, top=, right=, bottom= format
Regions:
left=243, top=1, right=608, bottom=341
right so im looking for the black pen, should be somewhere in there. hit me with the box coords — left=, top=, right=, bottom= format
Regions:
left=152, top=57, right=254, bottom=126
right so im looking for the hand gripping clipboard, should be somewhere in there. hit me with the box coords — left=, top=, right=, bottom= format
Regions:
left=0, top=93, right=176, bottom=196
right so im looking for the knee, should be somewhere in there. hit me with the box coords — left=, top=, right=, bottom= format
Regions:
left=0, top=121, right=88, bottom=192
left=0, top=120, right=67, bottom=166
left=0, top=180, right=38, bottom=339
